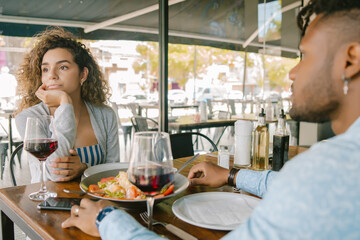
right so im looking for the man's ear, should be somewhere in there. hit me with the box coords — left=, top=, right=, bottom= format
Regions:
left=345, top=42, right=360, bottom=79
left=80, top=67, right=89, bottom=84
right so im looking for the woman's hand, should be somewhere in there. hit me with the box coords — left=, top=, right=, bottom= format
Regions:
left=62, top=199, right=115, bottom=237
left=188, top=162, right=230, bottom=187
left=48, top=149, right=87, bottom=181
left=35, top=84, right=72, bottom=107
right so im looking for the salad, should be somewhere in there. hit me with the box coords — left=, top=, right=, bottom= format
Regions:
left=87, top=171, right=174, bottom=200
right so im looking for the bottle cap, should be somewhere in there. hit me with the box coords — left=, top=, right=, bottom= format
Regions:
left=258, top=108, right=265, bottom=117
left=280, top=109, right=286, bottom=119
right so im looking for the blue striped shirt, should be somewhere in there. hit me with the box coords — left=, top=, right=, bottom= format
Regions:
left=76, top=144, right=104, bottom=166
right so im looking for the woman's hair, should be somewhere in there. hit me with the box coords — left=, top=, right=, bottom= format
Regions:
left=16, top=26, right=110, bottom=114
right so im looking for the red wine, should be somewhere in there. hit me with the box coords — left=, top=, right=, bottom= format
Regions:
left=25, top=139, right=58, bottom=160
left=130, top=166, right=174, bottom=195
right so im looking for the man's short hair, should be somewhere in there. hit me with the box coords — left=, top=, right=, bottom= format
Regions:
left=297, top=0, right=360, bottom=37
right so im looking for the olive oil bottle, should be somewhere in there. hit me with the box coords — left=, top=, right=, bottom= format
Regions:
left=252, top=108, right=269, bottom=171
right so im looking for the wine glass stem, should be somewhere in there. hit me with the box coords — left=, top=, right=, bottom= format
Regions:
left=39, top=160, right=48, bottom=193
left=146, top=196, right=155, bottom=230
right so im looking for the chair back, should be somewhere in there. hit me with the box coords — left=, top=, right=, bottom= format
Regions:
left=170, top=132, right=218, bottom=159
left=9, top=142, right=23, bottom=186
left=131, top=117, right=158, bottom=132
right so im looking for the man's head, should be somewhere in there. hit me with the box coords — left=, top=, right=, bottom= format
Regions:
left=289, top=0, right=360, bottom=133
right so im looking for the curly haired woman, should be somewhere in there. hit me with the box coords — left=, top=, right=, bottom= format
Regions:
left=15, top=26, right=119, bottom=183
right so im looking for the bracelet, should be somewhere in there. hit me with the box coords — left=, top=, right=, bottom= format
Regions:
left=95, top=206, right=117, bottom=229
left=227, top=168, right=240, bottom=187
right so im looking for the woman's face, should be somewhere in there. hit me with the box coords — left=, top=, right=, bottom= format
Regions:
left=41, top=48, right=86, bottom=95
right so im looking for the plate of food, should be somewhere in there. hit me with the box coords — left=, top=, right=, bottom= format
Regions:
left=83, top=162, right=129, bottom=178
left=80, top=169, right=189, bottom=209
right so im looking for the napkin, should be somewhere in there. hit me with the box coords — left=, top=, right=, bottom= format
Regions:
left=182, top=195, right=259, bottom=227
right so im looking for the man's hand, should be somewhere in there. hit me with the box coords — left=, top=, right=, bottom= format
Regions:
left=48, top=149, right=87, bottom=181
left=188, top=162, right=230, bottom=187
left=35, top=84, right=72, bottom=107
left=62, top=199, right=115, bottom=237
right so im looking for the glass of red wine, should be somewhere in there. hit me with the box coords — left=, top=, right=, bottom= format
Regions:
left=128, top=131, right=174, bottom=230
left=24, top=116, right=58, bottom=201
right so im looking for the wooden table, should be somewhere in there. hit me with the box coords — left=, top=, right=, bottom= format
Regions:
left=169, top=118, right=237, bottom=133
left=0, top=146, right=307, bottom=240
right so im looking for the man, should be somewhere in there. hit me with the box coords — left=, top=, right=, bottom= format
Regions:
left=62, top=0, right=360, bottom=239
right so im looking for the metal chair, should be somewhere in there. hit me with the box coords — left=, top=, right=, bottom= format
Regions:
left=111, top=102, right=133, bottom=149
left=130, top=116, right=159, bottom=132
left=9, top=142, right=23, bottom=186
left=170, top=132, right=218, bottom=159
left=0, top=140, right=22, bottom=180
left=227, top=99, right=236, bottom=115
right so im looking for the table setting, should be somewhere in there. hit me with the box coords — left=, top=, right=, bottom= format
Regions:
left=2, top=127, right=301, bottom=240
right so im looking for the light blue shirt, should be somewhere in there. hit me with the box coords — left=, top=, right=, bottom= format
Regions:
left=99, top=118, right=360, bottom=239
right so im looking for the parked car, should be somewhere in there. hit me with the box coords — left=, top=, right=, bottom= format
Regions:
left=228, top=90, right=243, bottom=100
left=168, top=89, right=188, bottom=105
left=256, top=91, right=281, bottom=102
left=196, top=87, right=226, bottom=102
left=119, top=91, right=148, bottom=104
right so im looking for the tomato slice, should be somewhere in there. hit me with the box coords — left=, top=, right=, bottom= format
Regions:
left=127, top=186, right=138, bottom=199
left=100, top=177, right=115, bottom=183
left=88, top=184, right=101, bottom=192
left=163, top=184, right=174, bottom=196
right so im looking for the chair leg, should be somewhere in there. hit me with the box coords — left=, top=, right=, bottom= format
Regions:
left=1, top=153, right=6, bottom=180
left=0, top=144, right=8, bottom=180
left=16, top=151, right=22, bottom=169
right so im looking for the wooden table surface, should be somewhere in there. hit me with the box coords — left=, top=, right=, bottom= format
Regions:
left=0, top=146, right=308, bottom=240
left=169, top=118, right=237, bottom=133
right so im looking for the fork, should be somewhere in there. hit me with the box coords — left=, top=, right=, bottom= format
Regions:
left=139, top=212, right=198, bottom=240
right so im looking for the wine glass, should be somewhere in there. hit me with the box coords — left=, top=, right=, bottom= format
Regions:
left=24, top=116, right=58, bottom=201
left=128, top=131, right=174, bottom=230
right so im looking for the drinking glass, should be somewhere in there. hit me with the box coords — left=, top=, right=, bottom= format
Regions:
left=128, top=131, right=174, bottom=230
left=24, top=116, right=58, bottom=201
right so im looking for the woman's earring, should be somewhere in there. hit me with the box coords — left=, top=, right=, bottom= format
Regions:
left=342, top=74, right=351, bottom=95
left=80, top=81, right=84, bottom=86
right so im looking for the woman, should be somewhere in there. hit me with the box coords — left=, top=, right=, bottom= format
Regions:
left=15, top=26, right=120, bottom=183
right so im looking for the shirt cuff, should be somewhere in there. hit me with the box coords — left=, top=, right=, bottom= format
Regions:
left=235, top=169, right=273, bottom=197
left=99, top=209, right=162, bottom=240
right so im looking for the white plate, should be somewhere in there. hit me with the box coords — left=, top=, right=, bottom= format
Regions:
left=83, top=162, right=129, bottom=177
left=172, top=192, right=261, bottom=231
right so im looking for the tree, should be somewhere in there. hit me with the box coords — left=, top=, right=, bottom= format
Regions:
left=132, top=42, right=252, bottom=89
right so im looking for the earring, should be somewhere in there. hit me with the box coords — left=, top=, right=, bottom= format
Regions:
left=342, top=74, right=351, bottom=95
left=80, top=81, right=84, bottom=86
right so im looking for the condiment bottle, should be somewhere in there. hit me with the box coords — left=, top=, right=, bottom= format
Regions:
left=252, top=108, right=269, bottom=171
left=272, top=109, right=289, bottom=171
left=218, top=145, right=230, bottom=169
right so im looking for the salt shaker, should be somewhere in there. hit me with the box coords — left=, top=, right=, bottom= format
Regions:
left=234, top=120, right=253, bottom=167
left=218, top=145, right=230, bottom=169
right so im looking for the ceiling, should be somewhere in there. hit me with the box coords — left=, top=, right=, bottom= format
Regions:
left=0, top=0, right=301, bottom=58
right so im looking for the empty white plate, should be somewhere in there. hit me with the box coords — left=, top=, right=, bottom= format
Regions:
left=172, top=192, right=261, bottom=231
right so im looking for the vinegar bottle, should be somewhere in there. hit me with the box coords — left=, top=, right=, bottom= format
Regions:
left=252, top=108, right=269, bottom=171
left=272, top=109, right=290, bottom=171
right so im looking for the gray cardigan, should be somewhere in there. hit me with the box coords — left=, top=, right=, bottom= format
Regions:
left=15, top=102, right=120, bottom=183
